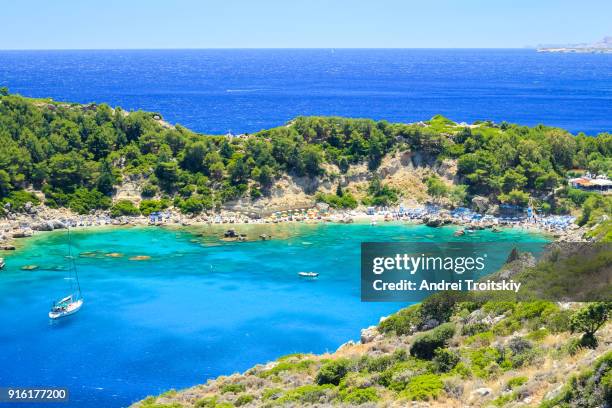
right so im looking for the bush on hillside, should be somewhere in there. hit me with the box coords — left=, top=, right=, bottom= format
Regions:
left=433, top=348, right=460, bottom=373
left=315, top=358, right=351, bottom=385
left=379, top=304, right=422, bottom=335
left=410, top=323, right=456, bottom=360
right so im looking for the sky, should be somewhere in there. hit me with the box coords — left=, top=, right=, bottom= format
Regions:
left=1, top=0, right=610, bottom=49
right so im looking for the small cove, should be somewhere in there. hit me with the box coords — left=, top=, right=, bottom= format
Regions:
left=0, top=223, right=548, bottom=407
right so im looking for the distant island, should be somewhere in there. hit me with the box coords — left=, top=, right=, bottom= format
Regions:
left=537, top=36, right=612, bottom=53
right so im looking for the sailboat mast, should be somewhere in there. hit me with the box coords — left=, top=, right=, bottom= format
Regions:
left=67, top=225, right=82, bottom=296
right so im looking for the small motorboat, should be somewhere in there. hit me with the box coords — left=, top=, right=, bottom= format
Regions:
left=298, top=272, right=319, bottom=278
left=0, top=257, right=5, bottom=269
left=49, top=294, right=83, bottom=319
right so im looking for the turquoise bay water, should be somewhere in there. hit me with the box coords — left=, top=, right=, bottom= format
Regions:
left=0, top=223, right=546, bottom=407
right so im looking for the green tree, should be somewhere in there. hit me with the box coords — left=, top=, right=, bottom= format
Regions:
left=155, top=161, right=179, bottom=192
left=228, top=156, right=248, bottom=184
left=499, top=189, right=530, bottom=207
left=315, top=359, right=350, bottom=386
left=209, top=161, right=225, bottom=181
left=0, top=169, right=11, bottom=198
left=87, top=124, right=116, bottom=159
left=426, top=175, right=449, bottom=201
left=47, top=152, right=88, bottom=191
left=181, top=142, right=208, bottom=173
left=110, top=200, right=140, bottom=217
left=97, top=160, right=117, bottom=195
left=449, top=184, right=468, bottom=206
left=258, top=165, right=273, bottom=189
left=570, top=302, right=611, bottom=347
left=179, top=197, right=205, bottom=214
left=302, top=145, right=323, bottom=177
left=338, top=156, right=350, bottom=173
left=68, top=188, right=111, bottom=214
left=500, top=168, right=527, bottom=193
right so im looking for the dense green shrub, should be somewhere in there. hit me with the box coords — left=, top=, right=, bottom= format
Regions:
left=502, top=337, right=538, bottom=368
left=219, top=383, right=245, bottom=394
left=464, top=331, right=494, bottom=347
left=315, top=192, right=358, bottom=209
left=315, top=358, right=351, bottom=385
left=546, top=309, right=573, bottom=333
left=139, top=199, right=168, bottom=215
left=360, top=349, right=407, bottom=373
left=377, top=358, right=434, bottom=389
left=258, top=359, right=314, bottom=378
left=506, top=376, right=528, bottom=390
left=110, top=200, right=140, bottom=217
left=378, top=304, right=422, bottom=335
left=1, top=190, right=40, bottom=211
left=399, top=374, right=444, bottom=401
left=578, top=195, right=612, bottom=227
left=233, top=394, right=254, bottom=406
left=177, top=196, right=204, bottom=214
left=362, top=176, right=399, bottom=206
left=141, top=183, right=159, bottom=198
left=68, top=188, right=111, bottom=214
left=276, top=384, right=334, bottom=404
left=492, top=301, right=558, bottom=336
left=526, top=328, right=549, bottom=342
left=461, top=322, right=490, bottom=336
left=410, top=323, right=455, bottom=360
left=261, top=388, right=282, bottom=401
left=467, top=347, right=503, bottom=379
left=432, top=348, right=460, bottom=373
left=337, top=387, right=379, bottom=404
left=420, top=292, right=467, bottom=326
left=194, top=397, right=232, bottom=408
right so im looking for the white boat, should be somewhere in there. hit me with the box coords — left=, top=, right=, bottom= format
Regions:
left=298, top=271, right=319, bottom=278
left=49, top=295, right=83, bottom=319
left=0, top=257, right=5, bottom=269
left=49, top=226, right=83, bottom=319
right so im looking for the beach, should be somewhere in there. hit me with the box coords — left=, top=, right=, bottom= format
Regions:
left=0, top=201, right=582, bottom=252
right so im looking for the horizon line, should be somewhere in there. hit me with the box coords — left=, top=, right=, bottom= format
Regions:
left=0, top=46, right=537, bottom=52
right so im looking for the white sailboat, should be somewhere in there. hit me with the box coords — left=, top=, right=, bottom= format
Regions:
left=49, top=294, right=83, bottom=319
left=49, top=226, right=83, bottom=319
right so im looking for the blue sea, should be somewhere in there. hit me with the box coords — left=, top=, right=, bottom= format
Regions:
left=0, top=224, right=546, bottom=407
left=0, top=49, right=610, bottom=134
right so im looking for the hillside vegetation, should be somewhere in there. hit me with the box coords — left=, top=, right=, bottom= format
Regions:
left=1, top=91, right=610, bottom=219
left=134, top=297, right=611, bottom=407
